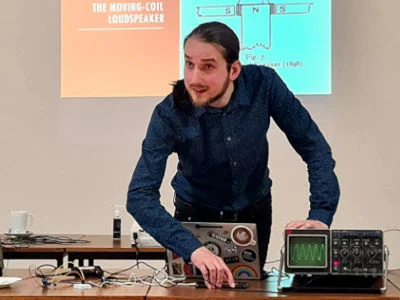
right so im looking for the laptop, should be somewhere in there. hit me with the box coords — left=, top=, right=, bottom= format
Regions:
left=167, top=222, right=261, bottom=279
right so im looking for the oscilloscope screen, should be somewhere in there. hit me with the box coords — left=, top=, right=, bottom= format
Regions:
left=287, top=234, right=328, bottom=268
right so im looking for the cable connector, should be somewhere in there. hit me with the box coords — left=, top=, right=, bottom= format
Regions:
left=133, top=232, right=139, bottom=245
left=73, top=283, right=92, bottom=289
left=41, top=277, right=53, bottom=288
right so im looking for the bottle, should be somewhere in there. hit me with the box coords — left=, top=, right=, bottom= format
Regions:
left=113, top=205, right=122, bottom=240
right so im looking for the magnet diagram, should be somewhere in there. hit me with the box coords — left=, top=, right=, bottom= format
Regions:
left=196, top=0, right=314, bottom=50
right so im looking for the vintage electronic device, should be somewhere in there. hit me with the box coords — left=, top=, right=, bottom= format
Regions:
left=283, top=229, right=384, bottom=276
left=277, top=229, right=389, bottom=294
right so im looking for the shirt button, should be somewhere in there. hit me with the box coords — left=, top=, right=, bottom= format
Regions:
left=232, top=161, right=237, bottom=166
left=226, top=136, right=232, bottom=142
left=233, top=180, right=238, bottom=185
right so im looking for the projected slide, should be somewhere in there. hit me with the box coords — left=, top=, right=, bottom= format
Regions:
left=61, top=0, right=331, bottom=98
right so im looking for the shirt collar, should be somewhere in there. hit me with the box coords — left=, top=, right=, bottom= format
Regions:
left=231, top=74, right=251, bottom=108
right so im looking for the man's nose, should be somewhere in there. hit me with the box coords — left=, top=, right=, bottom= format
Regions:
left=189, top=67, right=202, bottom=84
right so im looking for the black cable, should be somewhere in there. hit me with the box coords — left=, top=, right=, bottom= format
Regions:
left=104, top=262, right=140, bottom=277
left=35, top=264, right=57, bottom=278
left=1, top=235, right=90, bottom=247
left=103, top=251, right=163, bottom=279
left=133, top=232, right=139, bottom=268
left=199, top=278, right=280, bottom=293
left=388, top=278, right=400, bottom=292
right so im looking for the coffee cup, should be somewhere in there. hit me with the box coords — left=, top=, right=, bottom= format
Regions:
left=231, top=225, right=256, bottom=247
left=10, top=211, right=33, bottom=234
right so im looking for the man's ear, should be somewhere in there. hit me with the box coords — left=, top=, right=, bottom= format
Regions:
left=229, top=60, right=242, bottom=81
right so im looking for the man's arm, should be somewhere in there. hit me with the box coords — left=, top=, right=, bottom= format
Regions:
left=268, top=69, right=340, bottom=226
left=126, top=102, right=202, bottom=261
left=127, top=103, right=235, bottom=288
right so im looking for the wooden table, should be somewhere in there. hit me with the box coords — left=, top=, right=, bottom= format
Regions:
left=1, top=234, right=166, bottom=267
left=147, top=273, right=400, bottom=300
left=1, top=235, right=66, bottom=266
left=388, top=270, right=400, bottom=293
left=0, top=269, right=149, bottom=299
left=65, top=235, right=166, bottom=266
left=1, top=269, right=400, bottom=299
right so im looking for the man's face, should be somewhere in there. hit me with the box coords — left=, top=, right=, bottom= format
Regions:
left=184, top=37, right=238, bottom=108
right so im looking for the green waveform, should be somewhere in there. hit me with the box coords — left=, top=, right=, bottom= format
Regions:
left=289, top=243, right=326, bottom=266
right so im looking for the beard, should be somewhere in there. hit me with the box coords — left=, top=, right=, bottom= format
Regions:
left=187, top=74, right=230, bottom=108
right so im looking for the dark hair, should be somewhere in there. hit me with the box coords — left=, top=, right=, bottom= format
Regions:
left=171, top=79, right=192, bottom=114
left=184, top=21, right=240, bottom=69
left=172, top=22, right=240, bottom=114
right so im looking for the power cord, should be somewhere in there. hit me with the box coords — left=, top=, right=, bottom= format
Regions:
left=133, top=232, right=139, bottom=267
left=388, top=277, right=400, bottom=292
left=29, top=262, right=87, bottom=288
left=2, top=235, right=90, bottom=248
left=103, top=261, right=189, bottom=288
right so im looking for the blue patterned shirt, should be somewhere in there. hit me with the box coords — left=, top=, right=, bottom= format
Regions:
left=127, top=65, right=340, bottom=261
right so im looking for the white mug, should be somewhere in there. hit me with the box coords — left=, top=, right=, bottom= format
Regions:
left=10, top=211, right=33, bottom=234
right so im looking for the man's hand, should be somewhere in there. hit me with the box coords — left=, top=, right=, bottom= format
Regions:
left=285, top=219, right=328, bottom=229
left=191, top=246, right=235, bottom=289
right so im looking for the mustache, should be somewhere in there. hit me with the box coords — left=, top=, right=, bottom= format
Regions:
left=188, top=84, right=207, bottom=90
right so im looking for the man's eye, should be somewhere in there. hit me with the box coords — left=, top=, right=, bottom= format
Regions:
left=205, top=64, right=214, bottom=71
left=185, top=61, right=193, bottom=68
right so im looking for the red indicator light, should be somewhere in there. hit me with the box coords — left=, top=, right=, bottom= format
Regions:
left=333, top=261, right=339, bottom=266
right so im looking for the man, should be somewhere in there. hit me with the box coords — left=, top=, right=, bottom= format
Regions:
left=127, top=21, right=340, bottom=289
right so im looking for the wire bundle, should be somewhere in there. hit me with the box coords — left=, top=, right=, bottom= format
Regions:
left=26, top=261, right=192, bottom=289
left=1, top=235, right=90, bottom=248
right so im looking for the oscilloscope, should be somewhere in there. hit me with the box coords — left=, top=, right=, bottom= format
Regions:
left=282, top=229, right=385, bottom=276
left=276, top=229, right=389, bottom=293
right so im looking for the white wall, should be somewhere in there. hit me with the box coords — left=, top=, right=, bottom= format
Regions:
left=1, top=0, right=399, bottom=269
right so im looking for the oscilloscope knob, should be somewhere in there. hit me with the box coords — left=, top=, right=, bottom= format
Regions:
left=369, top=249, right=376, bottom=258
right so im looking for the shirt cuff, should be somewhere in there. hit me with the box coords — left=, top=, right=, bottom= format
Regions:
left=179, top=240, right=203, bottom=262
left=308, top=209, right=333, bottom=227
